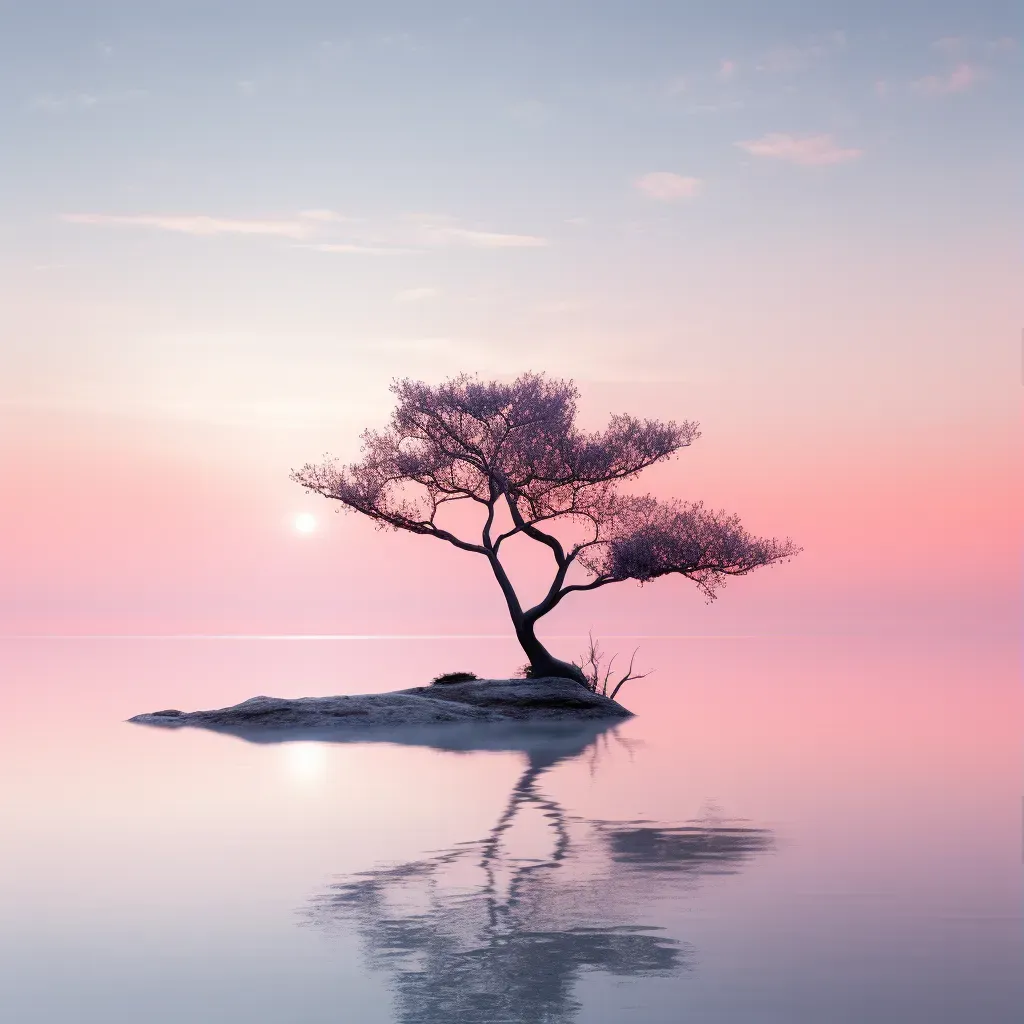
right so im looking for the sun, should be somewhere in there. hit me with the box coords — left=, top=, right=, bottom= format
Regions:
left=294, top=512, right=317, bottom=534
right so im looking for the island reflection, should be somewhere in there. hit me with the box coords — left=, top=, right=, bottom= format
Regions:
left=307, top=724, right=773, bottom=1023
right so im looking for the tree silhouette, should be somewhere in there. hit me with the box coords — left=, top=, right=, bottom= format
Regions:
left=292, top=374, right=799, bottom=681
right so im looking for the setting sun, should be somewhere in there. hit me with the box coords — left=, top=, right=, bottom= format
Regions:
left=294, top=513, right=317, bottom=534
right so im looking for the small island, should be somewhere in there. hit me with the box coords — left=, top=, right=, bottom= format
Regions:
left=130, top=676, right=631, bottom=739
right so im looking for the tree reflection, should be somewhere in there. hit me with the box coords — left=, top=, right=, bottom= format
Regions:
left=307, top=724, right=772, bottom=1023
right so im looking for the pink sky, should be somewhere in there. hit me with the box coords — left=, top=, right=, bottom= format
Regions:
left=2, top=369, right=1017, bottom=638
left=0, top=8, right=1019, bottom=640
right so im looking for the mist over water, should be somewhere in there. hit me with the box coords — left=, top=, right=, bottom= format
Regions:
left=0, top=635, right=1019, bottom=1022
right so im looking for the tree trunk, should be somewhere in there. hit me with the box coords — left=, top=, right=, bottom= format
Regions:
left=484, top=549, right=586, bottom=684
left=515, top=619, right=587, bottom=684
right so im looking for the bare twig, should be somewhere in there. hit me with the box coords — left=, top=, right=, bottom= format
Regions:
left=609, top=647, right=652, bottom=701
left=577, top=632, right=652, bottom=700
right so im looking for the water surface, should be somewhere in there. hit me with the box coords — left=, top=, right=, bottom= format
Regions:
left=0, top=635, right=1019, bottom=1022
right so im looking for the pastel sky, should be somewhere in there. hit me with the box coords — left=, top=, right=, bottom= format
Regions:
left=0, top=1, right=1019, bottom=637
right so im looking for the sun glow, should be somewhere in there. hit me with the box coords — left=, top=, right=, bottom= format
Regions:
left=282, top=742, right=328, bottom=783
left=294, top=512, right=317, bottom=534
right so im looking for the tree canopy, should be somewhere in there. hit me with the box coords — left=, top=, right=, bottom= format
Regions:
left=292, top=373, right=799, bottom=681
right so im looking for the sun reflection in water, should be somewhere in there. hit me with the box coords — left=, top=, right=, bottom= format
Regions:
left=282, top=742, right=329, bottom=784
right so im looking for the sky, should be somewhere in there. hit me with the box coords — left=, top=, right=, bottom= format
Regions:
left=0, top=0, right=1019, bottom=638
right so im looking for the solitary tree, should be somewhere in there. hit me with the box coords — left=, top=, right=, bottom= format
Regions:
left=291, top=373, right=799, bottom=683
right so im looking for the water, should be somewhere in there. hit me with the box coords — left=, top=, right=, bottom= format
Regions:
left=0, top=635, right=1020, bottom=1023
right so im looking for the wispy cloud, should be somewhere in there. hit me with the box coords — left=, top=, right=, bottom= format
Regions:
left=736, top=133, right=862, bottom=166
left=298, top=209, right=358, bottom=223
left=916, top=37, right=1011, bottom=95
left=31, top=89, right=147, bottom=112
left=439, top=227, right=546, bottom=248
left=33, top=93, right=98, bottom=111
left=64, top=210, right=547, bottom=252
left=717, top=58, right=738, bottom=80
left=634, top=172, right=703, bottom=201
left=987, top=36, right=1017, bottom=53
left=409, top=216, right=547, bottom=248
left=62, top=213, right=314, bottom=239
left=295, top=243, right=420, bottom=255
left=395, top=287, right=438, bottom=301
left=913, top=62, right=981, bottom=95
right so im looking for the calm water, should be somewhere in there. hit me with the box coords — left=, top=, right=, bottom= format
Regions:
left=0, top=635, right=1020, bottom=1023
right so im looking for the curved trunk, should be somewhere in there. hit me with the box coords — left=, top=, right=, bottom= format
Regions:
left=515, top=619, right=587, bottom=684
left=485, top=549, right=586, bottom=684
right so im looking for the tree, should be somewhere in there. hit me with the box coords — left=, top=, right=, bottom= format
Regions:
left=291, top=373, right=799, bottom=683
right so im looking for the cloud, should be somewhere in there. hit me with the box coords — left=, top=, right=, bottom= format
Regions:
left=31, top=89, right=146, bottom=111
left=913, top=62, right=981, bottom=95
left=634, top=172, right=702, bottom=201
left=63, top=210, right=546, bottom=252
left=32, top=93, right=99, bottom=111
left=62, top=213, right=314, bottom=239
left=298, top=209, right=357, bottom=223
left=410, top=216, right=547, bottom=248
left=987, top=36, right=1017, bottom=53
left=395, top=287, right=438, bottom=302
left=931, top=36, right=964, bottom=53
left=735, top=133, right=862, bottom=166
left=296, top=243, right=420, bottom=255
left=439, top=228, right=546, bottom=248
left=874, top=79, right=889, bottom=98
left=236, top=80, right=257, bottom=96
left=717, top=58, right=738, bottom=80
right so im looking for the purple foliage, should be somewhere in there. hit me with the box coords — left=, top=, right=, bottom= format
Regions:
left=291, top=373, right=799, bottom=679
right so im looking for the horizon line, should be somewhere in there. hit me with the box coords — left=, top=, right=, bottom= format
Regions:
left=0, top=632, right=813, bottom=640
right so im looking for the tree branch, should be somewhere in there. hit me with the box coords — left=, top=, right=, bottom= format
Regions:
left=499, top=485, right=567, bottom=568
